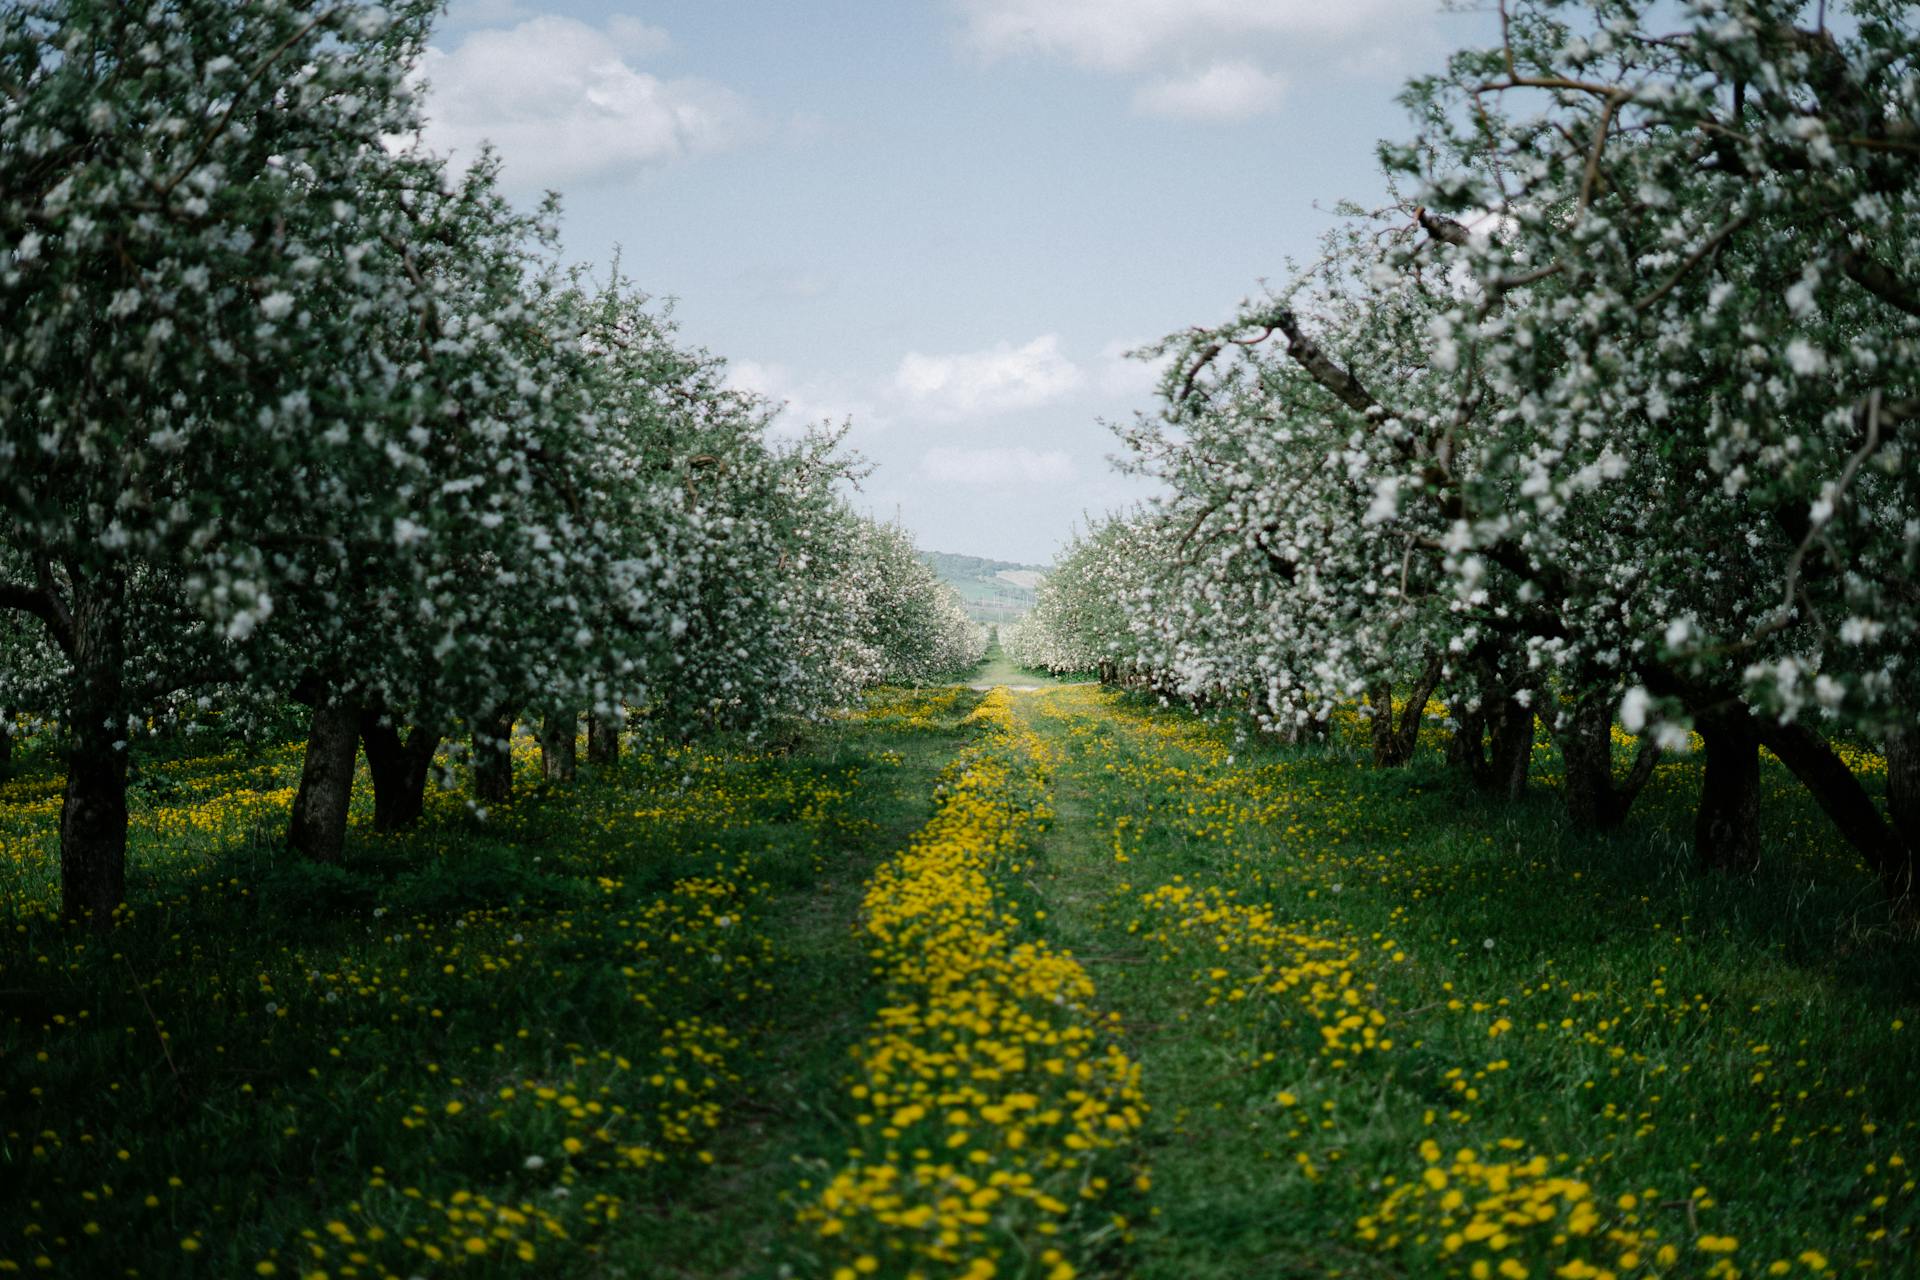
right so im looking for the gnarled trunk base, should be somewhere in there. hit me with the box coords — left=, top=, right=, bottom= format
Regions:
left=362, top=713, right=438, bottom=832
left=1695, top=707, right=1761, bottom=874
left=1556, top=695, right=1660, bottom=830
left=587, top=708, right=622, bottom=766
left=290, top=701, right=359, bottom=863
left=61, top=592, right=130, bottom=930
left=1368, top=653, right=1444, bottom=768
left=61, top=727, right=128, bottom=931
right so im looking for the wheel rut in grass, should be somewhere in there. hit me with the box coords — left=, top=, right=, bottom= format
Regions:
left=1016, top=686, right=1395, bottom=1280
left=786, top=687, right=1149, bottom=1280
left=610, top=688, right=986, bottom=1278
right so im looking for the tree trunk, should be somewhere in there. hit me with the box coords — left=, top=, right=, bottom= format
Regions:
left=540, top=709, right=577, bottom=782
left=1367, top=680, right=1399, bottom=764
left=0, top=715, right=11, bottom=780
left=1554, top=695, right=1661, bottom=830
left=1887, top=725, right=1919, bottom=862
left=60, top=598, right=130, bottom=930
left=289, top=699, right=359, bottom=863
left=587, top=708, right=622, bottom=766
left=1446, top=703, right=1486, bottom=774
left=1369, top=652, right=1444, bottom=768
left=62, top=727, right=127, bottom=931
left=1757, top=719, right=1915, bottom=903
left=1482, top=698, right=1535, bottom=801
left=1641, top=663, right=1915, bottom=905
left=1695, top=706, right=1761, bottom=874
left=361, top=712, right=438, bottom=832
left=472, top=710, right=515, bottom=804
left=1447, top=696, right=1533, bottom=800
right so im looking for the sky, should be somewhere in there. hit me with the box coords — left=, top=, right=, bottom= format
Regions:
left=421, top=0, right=1497, bottom=564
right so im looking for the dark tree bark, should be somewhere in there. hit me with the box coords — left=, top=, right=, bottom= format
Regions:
left=540, top=709, right=577, bottom=782
left=1552, top=695, right=1661, bottom=829
left=1643, top=664, right=1915, bottom=905
left=472, top=710, right=515, bottom=804
left=1448, top=695, right=1535, bottom=800
left=360, top=711, right=438, bottom=832
left=586, top=708, right=622, bottom=766
left=1446, top=703, right=1486, bottom=773
left=1757, top=719, right=1915, bottom=903
left=0, top=715, right=11, bottom=780
left=1368, top=652, right=1444, bottom=767
left=1482, top=698, right=1535, bottom=800
left=1368, top=680, right=1398, bottom=763
left=289, top=699, right=359, bottom=863
left=60, top=591, right=130, bottom=930
left=1887, top=726, right=1920, bottom=862
left=1694, top=705, right=1762, bottom=874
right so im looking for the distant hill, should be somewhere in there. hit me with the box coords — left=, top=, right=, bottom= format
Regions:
left=921, top=550, right=1049, bottom=624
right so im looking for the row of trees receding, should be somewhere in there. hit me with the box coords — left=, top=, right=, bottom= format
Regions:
left=1008, top=0, right=1920, bottom=909
left=0, top=0, right=983, bottom=927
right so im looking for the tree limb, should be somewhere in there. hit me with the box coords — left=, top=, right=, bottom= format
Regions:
left=1633, top=212, right=1751, bottom=311
left=0, top=581, right=73, bottom=654
left=1841, top=248, right=1920, bottom=318
left=1273, top=310, right=1379, bottom=415
left=1418, top=208, right=1472, bottom=247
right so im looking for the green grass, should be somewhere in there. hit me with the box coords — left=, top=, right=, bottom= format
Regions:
left=0, top=690, right=984, bottom=1278
left=4, top=683, right=1915, bottom=1278
left=965, top=638, right=1080, bottom=688
left=1012, top=687, right=1917, bottom=1279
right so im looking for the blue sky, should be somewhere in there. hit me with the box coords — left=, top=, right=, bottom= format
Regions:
left=424, top=0, right=1496, bottom=563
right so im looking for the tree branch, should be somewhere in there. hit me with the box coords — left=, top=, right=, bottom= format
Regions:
left=0, top=581, right=73, bottom=654
left=1633, top=212, right=1751, bottom=311
left=1418, top=208, right=1472, bottom=247
left=1272, top=310, right=1379, bottom=415
left=1841, top=248, right=1920, bottom=318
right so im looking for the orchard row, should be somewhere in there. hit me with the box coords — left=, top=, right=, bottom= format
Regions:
left=0, top=0, right=982, bottom=926
left=1010, top=0, right=1919, bottom=908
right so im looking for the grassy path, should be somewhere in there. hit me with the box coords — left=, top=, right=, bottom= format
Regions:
left=788, top=688, right=1149, bottom=1280
left=965, top=637, right=1080, bottom=690
left=1017, top=687, right=1377, bottom=1279
left=605, top=689, right=987, bottom=1276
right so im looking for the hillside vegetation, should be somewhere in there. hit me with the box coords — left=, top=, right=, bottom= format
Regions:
left=921, top=551, right=1049, bottom=625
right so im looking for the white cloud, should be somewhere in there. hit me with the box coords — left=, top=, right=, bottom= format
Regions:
left=1097, top=337, right=1171, bottom=401
left=725, top=360, right=885, bottom=436
left=893, top=334, right=1084, bottom=420
left=954, top=0, right=1434, bottom=122
left=958, top=0, right=1425, bottom=68
left=414, top=15, right=750, bottom=189
left=921, top=446, right=1077, bottom=486
left=602, top=15, right=672, bottom=57
left=1133, top=61, right=1287, bottom=120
